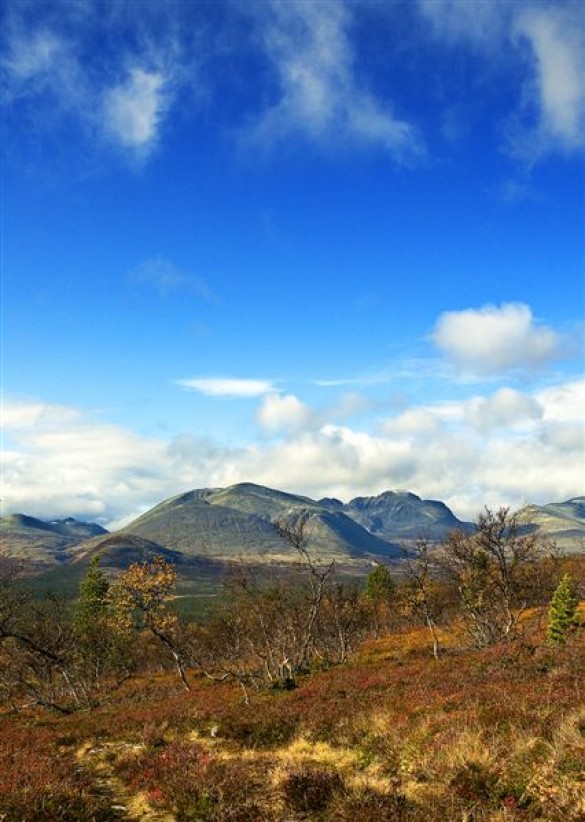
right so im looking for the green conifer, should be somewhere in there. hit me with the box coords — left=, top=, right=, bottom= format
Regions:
left=547, top=574, right=581, bottom=645
left=75, top=555, right=109, bottom=638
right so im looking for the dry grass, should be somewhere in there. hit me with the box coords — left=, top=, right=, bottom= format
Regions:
left=1, top=619, right=583, bottom=821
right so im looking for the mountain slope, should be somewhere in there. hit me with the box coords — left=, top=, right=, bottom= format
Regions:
left=520, top=497, right=585, bottom=552
left=122, top=483, right=401, bottom=563
left=5, top=488, right=583, bottom=576
left=0, top=514, right=108, bottom=567
left=321, top=490, right=470, bottom=541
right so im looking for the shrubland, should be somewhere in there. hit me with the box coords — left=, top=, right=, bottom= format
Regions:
left=1, top=509, right=583, bottom=821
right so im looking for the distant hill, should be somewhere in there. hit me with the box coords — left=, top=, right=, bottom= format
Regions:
left=3, top=487, right=584, bottom=578
left=321, top=490, right=470, bottom=541
left=0, top=514, right=107, bottom=568
left=121, top=483, right=401, bottom=564
left=68, top=532, right=183, bottom=569
left=519, top=497, right=585, bottom=553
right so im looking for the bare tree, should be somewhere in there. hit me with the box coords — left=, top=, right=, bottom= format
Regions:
left=440, top=508, right=558, bottom=648
left=316, top=581, right=369, bottom=664
left=194, top=516, right=339, bottom=692
left=273, top=515, right=336, bottom=674
left=402, top=541, right=448, bottom=659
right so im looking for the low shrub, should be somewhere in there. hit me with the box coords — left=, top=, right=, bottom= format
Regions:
left=0, top=791, right=124, bottom=822
left=217, top=709, right=298, bottom=748
left=449, top=760, right=500, bottom=803
left=0, top=724, right=123, bottom=822
left=280, top=764, right=345, bottom=813
left=329, top=786, right=410, bottom=821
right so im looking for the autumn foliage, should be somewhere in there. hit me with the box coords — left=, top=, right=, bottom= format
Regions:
left=0, top=509, right=583, bottom=820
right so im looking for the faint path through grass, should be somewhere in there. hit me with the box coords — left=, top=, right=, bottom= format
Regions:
left=76, top=741, right=175, bottom=821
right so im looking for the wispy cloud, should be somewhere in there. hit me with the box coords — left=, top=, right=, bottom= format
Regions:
left=129, top=256, right=216, bottom=300
left=246, top=0, right=422, bottom=160
left=418, top=0, right=508, bottom=47
left=313, top=372, right=392, bottom=388
left=1, top=3, right=184, bottom=162
left=513, top=5, right=585, bottom=158
left=103, top=67, right=168, bottom=155
left=418, top=0, right=585, bottom=162
left=2, top=27, right=64, bottom=84
left=3, top=0, right=582, bottom=169
left=176, top=378, right=278, bottom=398
left=431, top=303, right=562, bottom=377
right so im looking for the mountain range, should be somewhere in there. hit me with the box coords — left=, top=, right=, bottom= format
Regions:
left=1, top=484, right=584, bottom=576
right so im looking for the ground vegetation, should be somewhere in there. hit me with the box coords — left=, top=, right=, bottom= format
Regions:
left=0, top=510, right=583, bottom=820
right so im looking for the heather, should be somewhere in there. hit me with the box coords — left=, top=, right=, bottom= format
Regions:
left=1, top=617, right=583, bottom=821
left=1, top=511, right=583, bottom=820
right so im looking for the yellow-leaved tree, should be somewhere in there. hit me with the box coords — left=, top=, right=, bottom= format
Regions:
left=112, top=556, right=190, bottom=690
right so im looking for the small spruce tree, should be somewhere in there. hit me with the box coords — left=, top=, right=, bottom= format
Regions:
left=364, top=564, right=396, bottom=638
left=75, top=555, right=110, bottom=637
left=74, top=555, right=130, bottom=685
left=547, top=573, right=581, bottom=645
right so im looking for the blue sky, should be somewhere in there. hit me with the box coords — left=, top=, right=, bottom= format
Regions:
left=1, top=0, right=584, bottom=527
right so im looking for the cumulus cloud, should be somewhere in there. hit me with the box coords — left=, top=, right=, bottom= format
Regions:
left=176, top=378, right=277, bottom=398
left=1, top=399, right=172, bottom=523
left=256, top=393, right=314, bottom=434
left=465, top=388, right=543, bottom=432
left=382, top=408, right=442, bottom=437
left=247, top=0, right=421, bottom=159
left=432, top=303, right=562, bottom=376
left=1, top=398, right=81, bottom=429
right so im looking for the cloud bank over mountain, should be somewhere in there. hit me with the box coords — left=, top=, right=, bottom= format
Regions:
left=3, top=367, right=582, bottom=528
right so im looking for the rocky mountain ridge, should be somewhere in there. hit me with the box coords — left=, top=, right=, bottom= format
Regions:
left=2, top=486, right=583, bottom=574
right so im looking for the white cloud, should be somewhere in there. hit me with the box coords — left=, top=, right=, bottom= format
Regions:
left=256, top=393, right=314, bottom=434
left=465, top=388, right=543, bottom=432
left=176, top=378, right=277, bottom=398
left=537, top=378, right=585, bottom=423
left=1, top=6, right=182, bottom=161
left=1, top=380, right=583, bottom=526
left=248, top=0, right=421, bottom=159
left=432, top=303, right=561, bottom=376
left=1, top=398, right=81, bottom=429
left=382, top=408, right=442, bottom=437
left=313, top=372, right=392, bottom=388
left=1, top=400, right=172, bottom=523
left=1, top=21, right=85, bottom=116
left=103, top=68, right=168, bottom=153
left=2, top=29, right=64, bottom=82
left=514, top=6, right=585, bottom=155
left=418, top=1, right=585, bottom=161
left=329, top=392, right=379, bottom=421
left=418, top=0, right=507, bottom=46
left=5, top=0, right=582, bottom=170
